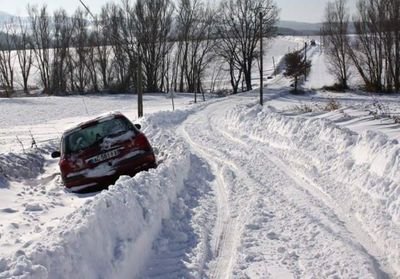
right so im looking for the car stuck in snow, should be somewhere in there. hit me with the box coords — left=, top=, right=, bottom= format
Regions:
left=51, top=112, right=156, bottom=192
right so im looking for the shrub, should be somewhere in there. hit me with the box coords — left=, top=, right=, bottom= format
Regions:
left=324, top=98, right=341, bottom=111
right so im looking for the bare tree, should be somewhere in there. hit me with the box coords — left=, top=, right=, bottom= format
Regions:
left=70, top=9, right=90, bottom=92
left=322, top=0, right=351, bottom=90
left=104, top=2, right=135, bottom=92
left=174, top=0, right=193, bottom=92
left=188, top=7, right=216, bottom=100
left=175, top=0, right=216, bottom=99
left=14, top=17, right=34, bottom=93
left=52, top=9, right=73, bottom=93
left=91, top=8, right=114, bottom=91
left=216, top=44, right=243, bottom=94
left=86, top=32, right=99, bottom=92
left=216, top=0, right=278, bottom=92
left=352, top=0, right=383, bottom=91
left=347, top=0, right=389, bottom=92
left=380, top=0, right=400, bottom=91
left=133, top=0, right=174, bottom=92
left=28, top=5, right=52, bottom=94
left=0, top=20, right=15, bottom=96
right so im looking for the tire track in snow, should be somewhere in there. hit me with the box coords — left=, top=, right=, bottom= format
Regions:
left=217, top=102, right=392, bottom=278
left=142, top=154, right=216, bottom=279
left=226, top=126, right=390, bottom=277
left=178, top=122, right=242, bottom=279
left=179, top=98, right=389, bottom=278
left=177, top=98, right=305, bottom=277
left=238, top=131, right=393, bottom=278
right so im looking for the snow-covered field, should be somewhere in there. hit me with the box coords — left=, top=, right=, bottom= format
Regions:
left=0, top=37, right=399, bottom=278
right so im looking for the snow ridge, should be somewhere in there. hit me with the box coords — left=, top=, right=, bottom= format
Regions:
left=0, top=147, right=49, bottom=188
left=226, top=104, right=400, bottom=276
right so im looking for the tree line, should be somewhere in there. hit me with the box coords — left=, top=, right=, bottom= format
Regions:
left=323, top=0, right=400, bottom=93
left=0, top=0, right=278, bottom=97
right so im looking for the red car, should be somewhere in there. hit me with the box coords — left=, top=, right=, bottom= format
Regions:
left=51, top=112, right=156, bottom=193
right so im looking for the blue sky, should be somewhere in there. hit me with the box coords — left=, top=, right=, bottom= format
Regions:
left=1, top=0, right=356, bottom=23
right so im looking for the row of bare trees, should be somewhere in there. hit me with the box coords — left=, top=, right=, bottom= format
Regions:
left=0, top=0, right=278, bottom=97
left=216, top=0, right=278, bottom=93
left=323, top=0, right=400, bottom=92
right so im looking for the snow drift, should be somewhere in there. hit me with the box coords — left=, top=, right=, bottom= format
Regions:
left=0, top=148, right=47, bottom=187
left=0, top=109, right=193, bottom=279
left=225, top=103, right=400, bottom=275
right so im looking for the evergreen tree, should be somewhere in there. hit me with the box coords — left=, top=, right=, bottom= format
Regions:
left=284, top=50, right=311, bottom=93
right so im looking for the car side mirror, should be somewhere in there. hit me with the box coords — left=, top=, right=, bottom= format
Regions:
left=134, top=124, right=141, bottom=130
left=51, top=151, right=61, bottom=158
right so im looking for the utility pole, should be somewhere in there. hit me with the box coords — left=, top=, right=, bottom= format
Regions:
left=320, top=27, right=323, bottom=53
left=259, top=11, right=264, bottom=106
left=137, top=43, right=143, bottom=118
left=304, top=42, right=308, bottom=82
left=272, top=56, right=276, bottom=77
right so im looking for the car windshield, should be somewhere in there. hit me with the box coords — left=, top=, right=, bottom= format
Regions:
left=64, top=117, right=134, bottom=154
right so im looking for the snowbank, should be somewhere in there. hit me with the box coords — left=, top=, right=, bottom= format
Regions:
left=226, top=104, right=400, bottom=275
left=0, top=147, right=49, bottom=187
left=0, top=109, right=193, bottom=279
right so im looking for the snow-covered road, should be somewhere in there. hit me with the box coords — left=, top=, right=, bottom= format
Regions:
left=140, top=95, right=397, bottom=278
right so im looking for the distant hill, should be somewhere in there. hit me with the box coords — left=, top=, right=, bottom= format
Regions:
left=278, top=21, right=322, bottom=32
left=0, top=11, right=355, bottom=38
left=0, top=11, right=12, bottom=17
left=277, top=20, right=356, bottom=35
left=276, top=21, right=322, bottom=35
left=0, top=11, right=15, bottom=23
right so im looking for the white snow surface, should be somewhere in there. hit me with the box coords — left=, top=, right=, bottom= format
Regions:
left=0, top=36, right=399, bottom=278
left=0, top=109, right=194, bottom=278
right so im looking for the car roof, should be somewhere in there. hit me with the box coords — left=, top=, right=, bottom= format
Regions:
left=63, top=111, right=125, bottom=137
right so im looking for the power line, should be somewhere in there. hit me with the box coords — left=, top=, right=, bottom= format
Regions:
left=78, top=0, right=96, bottom=20
left=78, top=0, right=144, bottom=118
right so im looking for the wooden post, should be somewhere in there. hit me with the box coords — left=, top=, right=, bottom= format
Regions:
left=272, top=56, right=276, bottom=76
left=171, top=91, right=175, bottom=111
left=137, top=43, right=143, bottom=118
left=304, top=42, right=308, bottom=82
left=259, top=11, right=263, bottom=106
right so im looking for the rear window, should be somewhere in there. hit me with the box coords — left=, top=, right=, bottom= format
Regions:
left=63, top=117, right=135, bottom=154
